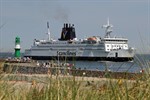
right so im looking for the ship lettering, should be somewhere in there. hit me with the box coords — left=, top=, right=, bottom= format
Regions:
left=57, top=51, right=76, bottom=56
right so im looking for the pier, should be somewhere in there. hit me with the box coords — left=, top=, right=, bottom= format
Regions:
left=1, top=60, right=145, bottom=80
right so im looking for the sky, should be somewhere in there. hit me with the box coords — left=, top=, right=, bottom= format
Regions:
left=0, top=0, right=150, bottom=54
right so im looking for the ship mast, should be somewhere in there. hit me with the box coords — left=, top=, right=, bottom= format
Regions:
left=102, top=18, right=113, bottom=38
left=47, top=22, right=51, bottom=41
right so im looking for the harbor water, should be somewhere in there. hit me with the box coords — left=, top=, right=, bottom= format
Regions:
left=0, top=52, right=150, bottom=73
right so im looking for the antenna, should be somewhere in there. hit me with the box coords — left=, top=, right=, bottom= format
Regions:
left=107, top=18, right=110, bottom=26
left=47, top=22, right=51, bottom=41
left=102, top=18, right=113, bottom=38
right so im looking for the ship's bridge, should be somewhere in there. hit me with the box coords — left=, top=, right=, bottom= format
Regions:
left=102, top=37, right=129, bottom=52
left=102, top=38, right=128, bottom=43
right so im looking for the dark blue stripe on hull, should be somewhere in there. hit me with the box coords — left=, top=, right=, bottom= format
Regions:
left=24, top=56, right=133, bottom=62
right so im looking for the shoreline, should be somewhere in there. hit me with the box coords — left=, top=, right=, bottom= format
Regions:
left=1, top=61, right=145, bottom=80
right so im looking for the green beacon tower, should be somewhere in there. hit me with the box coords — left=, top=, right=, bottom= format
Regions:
left=14, top=36, right=21, bottom=58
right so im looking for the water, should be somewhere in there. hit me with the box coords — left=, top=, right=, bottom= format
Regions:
left=69, top=61, right=143, bottom=73
left=0, top=52, right=24, bottom=58
left=0, top=52, right=150, bottom=73
left=0, top=52, right=14, bottom=58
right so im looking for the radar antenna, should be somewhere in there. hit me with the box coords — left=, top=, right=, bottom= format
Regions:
left=102, top=18, right=113, bottom=38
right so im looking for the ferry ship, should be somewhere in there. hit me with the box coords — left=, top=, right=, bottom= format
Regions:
left=24, top=19, right=135, bottom=61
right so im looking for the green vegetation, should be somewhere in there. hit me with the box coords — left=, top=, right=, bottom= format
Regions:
left=0, top=58, right=150, bottom=100
left=0, top=60, right=5, bottom=73
left=0, top=73, right=150, bottom=99
left=0, top=74, right=149, bottom=100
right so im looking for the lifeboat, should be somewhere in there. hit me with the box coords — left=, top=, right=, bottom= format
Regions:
left=87, top=36, right=97, bottom=41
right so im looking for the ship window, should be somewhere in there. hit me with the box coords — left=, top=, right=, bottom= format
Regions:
left=107, top=45, right=109, bottom=47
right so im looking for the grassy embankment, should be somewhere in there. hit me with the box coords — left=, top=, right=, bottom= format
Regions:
left=0, top=59, right=150, bottom=100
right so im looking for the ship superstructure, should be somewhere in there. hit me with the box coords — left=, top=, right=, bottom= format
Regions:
left=24, top=19, right=135, bottom=61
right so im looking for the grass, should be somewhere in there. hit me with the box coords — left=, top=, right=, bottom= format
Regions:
left=0, top=73, right=150, bottom=100
left=0, top=60, right=5, bottom=73
left=0, top=57, right=150, bottom=100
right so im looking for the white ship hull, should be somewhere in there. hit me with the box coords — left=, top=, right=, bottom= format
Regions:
left=24, top=43, right=135, bottom=61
